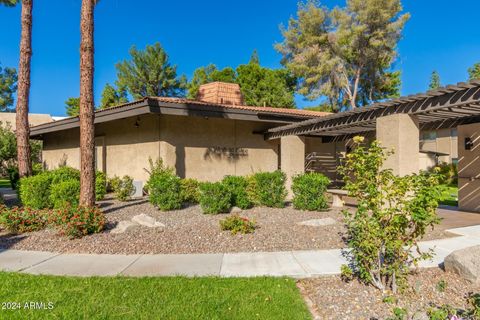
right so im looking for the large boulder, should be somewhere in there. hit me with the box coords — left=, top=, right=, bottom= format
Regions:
left=444, top=245, right=480, bottom=284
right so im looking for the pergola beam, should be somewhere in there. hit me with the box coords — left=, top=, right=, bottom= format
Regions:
left=265, top=81, right=480, bottom=140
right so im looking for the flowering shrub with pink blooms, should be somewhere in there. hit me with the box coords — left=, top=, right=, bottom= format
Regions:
left=0, top=205, right=48, bottom=233
left=48, top=205, right=106, bottom=239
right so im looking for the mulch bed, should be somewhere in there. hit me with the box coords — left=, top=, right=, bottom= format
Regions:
left=0, top=196, right=457, bottom=254
left=299, top=268, right=480, bottom=319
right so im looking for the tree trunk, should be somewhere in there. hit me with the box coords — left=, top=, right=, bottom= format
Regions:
left=15, top=0, right=33, bottom=178
left=79, top=0, right=95, bottom=206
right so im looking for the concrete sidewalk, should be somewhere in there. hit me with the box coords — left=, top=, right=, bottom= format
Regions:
left=1, top=225, right=480, bottom=278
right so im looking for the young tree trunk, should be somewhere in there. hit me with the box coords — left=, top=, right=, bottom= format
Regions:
left=15, top=0, right=33, bottom=178
left=79, top=0, right=95, bottom=206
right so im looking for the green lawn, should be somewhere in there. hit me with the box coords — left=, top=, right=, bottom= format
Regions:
left=0, top=178, right=10, bottom=188
left=0, top=272, right=311, bottom=320
left=439, top=184, right=458, bottom=206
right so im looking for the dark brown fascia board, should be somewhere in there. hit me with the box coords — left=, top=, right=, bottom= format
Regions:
left=147, top=99, right=312, bottom=123
left=30, top=99, right=151, bottom=138
left=30, top=98, right=313, bottom=138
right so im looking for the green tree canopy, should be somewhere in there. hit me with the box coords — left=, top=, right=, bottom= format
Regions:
left=65, top=97, right=80, bottom=117
left=100, top=83, right=128, bottom=109
left=116, top=43, right=186, bottom=99
left=468, top=62, right=480, bottom=81
left=187, top=64, right=236, bottom=99
left=236, top=59, right=296, bottom=108
left=0, top=0, right=18, bottom=7
left=0, top=63, right=18, bottom=112
left=276, top=0, right=409, bottom=111
left=429, top=71, right=441, bottom=90
left=187, top=52, right=296, bottom=108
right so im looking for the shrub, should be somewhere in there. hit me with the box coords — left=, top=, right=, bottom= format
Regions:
left=222, top=175, right=252, bottom=209
left=49, top=179, right=80, bottom=209
left=49, top=205, right=106, bottom=239
left=433, top=161, right=458, bottom=185
left=95, top=171, right=107, bottom=201
left=292, top=172, right=330, bottom=211
left=19, top=173, right=53, bottom=209
left=110, top=175, right=135, bottom=201
left=220, top=214, right=256, bottom=235
left=147, top=170, right=182, bottom=211
left=338, top=137, right=442, bottom=293
left=7, top=166, right=19, bottom=190
left=199, top=182, right=232, bottom=214
left=179, top=178, right=200, bottom=204
left=249, top=171, right=287, bottom=208
left=0, top=205, right=48, bottom=233
left=49, top=166, right=80, bottom=185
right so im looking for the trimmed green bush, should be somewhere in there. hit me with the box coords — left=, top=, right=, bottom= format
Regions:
left=110, top=175, right=135, bottom=201
left=19, top=173, right=53, bottom=209
left=147, top=170, right=183, bottom=211
left=180, top=178, right=200, bottom=204
left=249, top=171, right=287, bottom=208
left=222, top=175, right=252, bottom=209
left=95, top=171, right=107, bottom=201
left=292, top=172, right=330, bottom=211
left=49, top=166, right=80, bottom=185
left=199, top=182, right=232, bottom=214
left=49, top=179, right=80, bottom=209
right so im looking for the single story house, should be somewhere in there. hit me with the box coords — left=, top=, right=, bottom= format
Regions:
left=29, top=82, right=335, bottom=193
left=0, top=112, right=57, bottom=130
left=30, top=80, right=480, bottom=212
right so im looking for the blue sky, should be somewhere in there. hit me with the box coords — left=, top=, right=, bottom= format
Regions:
left=0, top=0, right=479, bottom=116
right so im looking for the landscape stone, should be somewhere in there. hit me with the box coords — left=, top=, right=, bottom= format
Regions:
left=230, top=207, right=242, bottom=213
left=297, top=218, right=337, bottom=227
left=444, top=245, right=480, bottom=284
left=110, top=221, right=139, bottom=234
left=131, top=214, right=165, bottom=228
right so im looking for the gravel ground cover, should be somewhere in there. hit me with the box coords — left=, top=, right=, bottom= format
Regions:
left=0, top=196, right=456, bottom=254
left=299, top=268, right=480, bottom=319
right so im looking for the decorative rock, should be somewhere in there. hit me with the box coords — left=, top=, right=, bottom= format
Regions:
left=110, top=221, right=138, bottom=234
left=297, top=218, right=337, bottom=227
left=444, top=245, right=480, bottom=284
left=131, top=214, right=165, bottom=228
left=412, top=311, right=429, bottom=320
left=230, top=207, right=242, bottom=214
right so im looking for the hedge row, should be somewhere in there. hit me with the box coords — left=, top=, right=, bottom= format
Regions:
left=145, top=160, right=331, bottom=214
left=18, top=167, right=107, bottom=209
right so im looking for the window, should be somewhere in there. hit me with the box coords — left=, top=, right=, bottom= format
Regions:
left=451, top=128, right=458, bottom=137
left=421, top=131, right=437, bottom=141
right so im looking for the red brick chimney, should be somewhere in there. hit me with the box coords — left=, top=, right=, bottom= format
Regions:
left=197, top=82, right=244, bottom=105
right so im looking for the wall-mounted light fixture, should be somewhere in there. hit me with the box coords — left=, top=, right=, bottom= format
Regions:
left=134, top=116, right=140, bottom=128
left=465, top=137, right=473, bottom=150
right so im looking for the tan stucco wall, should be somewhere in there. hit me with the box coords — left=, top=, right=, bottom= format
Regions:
left=159, top=115, right=279, bottom=181
left=376, top=114, right=420, bottom=176
left=420, top=128, right=458, bottom=163
left=280, top=135, right=305, bottom=198
left=458, top=123, right=480, bottom=212
left=42, top=114, right=280, bottom=183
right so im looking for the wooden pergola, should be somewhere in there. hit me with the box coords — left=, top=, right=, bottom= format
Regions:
left=264, top=80, right=480, bottom=140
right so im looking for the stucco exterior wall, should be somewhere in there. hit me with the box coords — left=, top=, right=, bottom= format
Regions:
left=376, top=114, right=420, bottom=176
left=42, top=114, right=280, bottom=183
left=458, top=123, right=480, bottom=212
left=159, top=115, right=279, bottom=181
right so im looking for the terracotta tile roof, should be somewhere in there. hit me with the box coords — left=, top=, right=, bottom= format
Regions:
left=147, top=96, right=331, bottom=118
